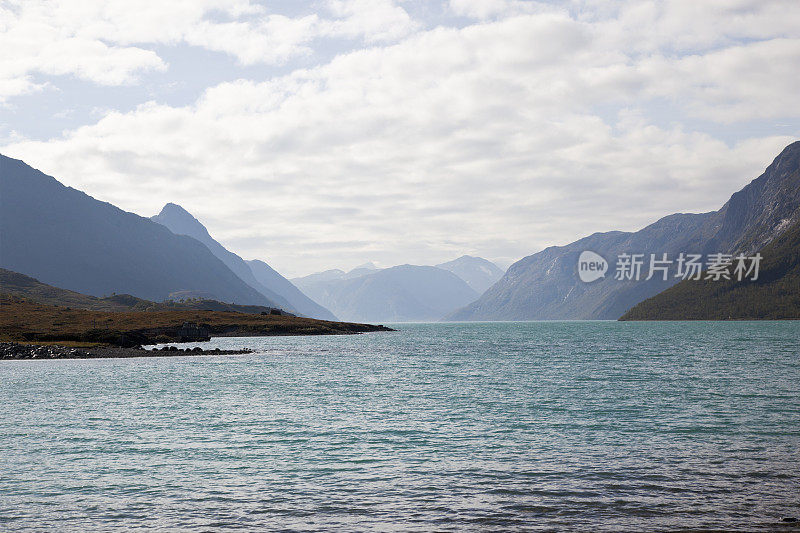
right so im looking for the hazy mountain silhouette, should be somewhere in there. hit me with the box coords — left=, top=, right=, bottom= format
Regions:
left=0, top=154, right=281, bottom=308
left=449, top=141, right=800, bottom=320
left=151, top=203, right=336, bottom=320
left=294, top=264, right=478, bottom=322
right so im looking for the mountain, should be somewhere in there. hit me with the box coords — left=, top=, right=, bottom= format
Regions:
left=436, top=255, right=504, bottom=294
left=295, top=264, right=478, bottom=322
left=247, top=259, right=337, bottom=321
left=621, top=217, right=800, bottom=320
left=346, top=262, right=379, bottom=279
left=151, top=203, right=336, bottom=320
left=449, top=141, right=800, bottom=320
left=292, top=263, right=379, bottom=288
left=0, top=154, right=282, bottom=307
left=294, top=269, right=347, bottom=285
left=0, top=267, right=291, bottom=315
left=0, top=267, right=150, bottom=312
left=151, top=203, right=292, bottom=307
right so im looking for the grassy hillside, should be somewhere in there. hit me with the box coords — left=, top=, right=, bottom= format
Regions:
left=0, top=295, right=393, bottom=346
left=0, top=268, right=291, bottom=315
left=620, top=219, right=800, bottom=320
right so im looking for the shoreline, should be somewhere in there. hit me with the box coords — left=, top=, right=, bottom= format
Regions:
left=1, top=322, right=397, bottom=359
left=1, top=342, right=253, bottom=360
left=1, top=296, right=396, bottom=351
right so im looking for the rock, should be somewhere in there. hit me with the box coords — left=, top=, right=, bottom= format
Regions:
left=177, top=322, right=211, bottom=342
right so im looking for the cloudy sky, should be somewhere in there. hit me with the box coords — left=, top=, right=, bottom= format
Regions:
left=2, top=0, right=799, bottom=276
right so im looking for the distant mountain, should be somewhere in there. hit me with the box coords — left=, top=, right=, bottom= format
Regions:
left=0, top=268, right=292, bottom=315
left=436, top=255, right=504, bottom=294
left=449, top=141, right=800, bottom=320
left=292, top=263, right=380, bottom=288
left=0, top=154, right=281, bottom=307
left=346, top=262, right=379, bottom=279
left=621, top=218, right=800, bottom=320
left=295, top=264, right=478, bottom=322
left=294, top=269, right=348, bottom=285
left=247, top=259, right=337, bottom=321
left=151, top=203, right=336, bottom=320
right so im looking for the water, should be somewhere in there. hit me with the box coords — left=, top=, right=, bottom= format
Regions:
left=1, top=322, right=799, bottom=531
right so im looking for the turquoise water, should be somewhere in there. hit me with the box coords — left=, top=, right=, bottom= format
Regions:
left=1, top=322, right=799, bottom=531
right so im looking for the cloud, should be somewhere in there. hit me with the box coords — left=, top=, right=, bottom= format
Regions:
left=639, top=38, right=800, bottom=122
left=0, top=2, right=167, bottom=101
left=324, top=0, right=418, bottom=42
left=0, top=0, right=417, bottom=101
left=2, top=2, right=800, bottom=275
left=449, top=0, right=541, bottom=19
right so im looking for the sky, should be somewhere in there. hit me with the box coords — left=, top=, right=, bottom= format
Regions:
left=1, top=0, right=799, bottom=277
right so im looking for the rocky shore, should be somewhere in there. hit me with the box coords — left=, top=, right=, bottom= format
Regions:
left=0, top=342, right=252, bottom=360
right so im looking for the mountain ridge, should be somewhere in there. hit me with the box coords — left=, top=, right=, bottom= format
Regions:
left=0, top=154, right=281, bottom=308
left=620, top=216, right=800, bottom=320
left=436, top=255, right=504, bottom=294
left=294, top=264, right=478, bottom=322
left=151, top=203, right=336, bottom=320
left=448, top=141, right=800, bottom=321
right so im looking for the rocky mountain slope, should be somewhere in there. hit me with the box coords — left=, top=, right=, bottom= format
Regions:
left=621, top=217, right=800, bottom=320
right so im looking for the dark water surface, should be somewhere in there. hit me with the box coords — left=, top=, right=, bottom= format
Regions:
left=1, top=322, right=799, bottom=531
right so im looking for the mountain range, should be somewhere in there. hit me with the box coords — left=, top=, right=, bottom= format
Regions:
left=449, top=141, right=800, bottom=320
left=0, top=154, right=341, bottom=320
left=0, top=154, right=281, bottom=308
left=4, top=141, right=797, bottom=323
left=293, top=263, right=482, bottom=322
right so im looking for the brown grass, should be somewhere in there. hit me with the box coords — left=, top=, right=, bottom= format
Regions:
left=0, top=295, right=391, bottom=345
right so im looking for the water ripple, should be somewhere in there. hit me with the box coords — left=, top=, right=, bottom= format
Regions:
left=1, top=321, right=799, bottom=531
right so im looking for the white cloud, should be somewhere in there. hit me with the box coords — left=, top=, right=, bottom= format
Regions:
left=2, top=2, right=800, bottom=275
left=324, top=0, right=418, bottom=42
left=640, top=38, right=800, bottom=122
left=0, top=2, right=167, bottom=101
left=591, top=0, right=800, bottom=54
left=0, top=0, right=417, bottom=101
left=449, top=0, right=540, bottom=19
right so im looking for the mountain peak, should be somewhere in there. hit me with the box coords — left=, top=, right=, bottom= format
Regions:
left=152, top=203, right=337, bottom=320
left=351, top=262, right=378, bottom=271
left=0, top=157, right=279, bottom=307
left=436, top=255, right=504, bottom=294
left=156, top=202, right=196, bottom=221
left=151, top=203, right=211, bottom=241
